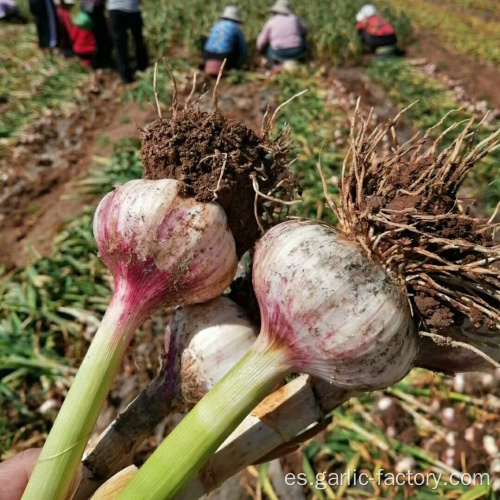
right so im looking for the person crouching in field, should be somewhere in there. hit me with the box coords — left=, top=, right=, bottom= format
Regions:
left=108, top=0, right=149, bottom=83
left=355, top=4, right=398, bottom=57
left=203, top=6, right=248, bottom=76
left=256, top=0, right=307, bottom=70
left=81, top=0, right=114, bottom=70
left=54, top=0, right=75, bottom=57
left=55, top=0, right=96, bottom=66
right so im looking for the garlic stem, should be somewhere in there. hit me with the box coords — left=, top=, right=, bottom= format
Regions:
left=178, top=376, right=353, bottom=499
left=22, top=288, right=145, bottom=500
left=75, top=362, right=176, bottom=500
left=86, top=375, right=353, bottom=500
left=118, top=341, right=289, bottom=500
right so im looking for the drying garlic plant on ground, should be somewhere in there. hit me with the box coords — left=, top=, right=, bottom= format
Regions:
left=18, top=69, right=499, bottom=500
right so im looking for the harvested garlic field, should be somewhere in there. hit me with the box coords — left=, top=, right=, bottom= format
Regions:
left=0, top=1, right=499, bottom=499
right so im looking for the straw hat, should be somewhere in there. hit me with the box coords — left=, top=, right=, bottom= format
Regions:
left=270, top=0, right=293, bottom=15
left=356, top=4, right=377, bottom=22
left=221, top=5, right=243, bottom=22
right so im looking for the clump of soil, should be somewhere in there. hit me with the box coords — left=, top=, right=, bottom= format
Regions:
left=141, top=106, right=295, bottom=256
left=337, top=116, right=499, bottom=334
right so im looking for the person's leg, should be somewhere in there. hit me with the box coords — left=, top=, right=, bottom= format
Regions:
left=225, top=58, right=236, bottom=70
left=223, top=49, right=238, bottom=69
left=90, top=5, right=113, bottom=69
left=266, top=45, right=278, bottom=67
left=109, top=10, right=132, bottom=82
left=56, top=10, right=73, bottom=55
left=372, top=34, right=399, bottom=58
left=378, top=34, right=397, bottom=47
left=29, top=0, right=49, bottom=48
left=273, top=45, right=306, bottom=62
left=45, top=0, right=58, bottom=49
left=129, top=11, right=148, bottom=72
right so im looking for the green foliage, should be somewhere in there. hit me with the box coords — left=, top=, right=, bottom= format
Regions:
left=386, top=0, right=500, bottom=64
left=0, top=141, right=143, bottom=454
left=271, top=70, right=347, bottom=223
left=77, top=139, right=143, bottom=195
left=438, top=0, right=500, bottom=16
left=368, top=58, right=500, bottom=211
left=0, top=27, right=87, bottom=144
left=14, top=0, right=31, bottom=19
left=122, top=59, right=194, bottom=105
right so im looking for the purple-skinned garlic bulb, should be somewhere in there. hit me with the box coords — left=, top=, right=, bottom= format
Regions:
left=94, top=178, right=237, bottom=314
left=120, top=219, right=419, bottom=500
left=253, top=220, right=417, bottom=390
left=23, top=178, right=237, bottom=500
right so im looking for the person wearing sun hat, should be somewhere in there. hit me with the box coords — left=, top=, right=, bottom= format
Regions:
left=203, top=5, right=248, bottom=75
left=256, top=0, right=307, bottom=68
left=355, top=4, right=398, bottom=56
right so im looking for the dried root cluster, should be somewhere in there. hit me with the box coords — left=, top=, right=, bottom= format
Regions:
left=140, top=71, right=296, bottom=256
left=336, top=107, right=500, bottom=342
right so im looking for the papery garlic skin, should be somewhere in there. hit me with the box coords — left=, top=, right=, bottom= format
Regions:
left=253, top=220, right=418, bottom=391
left=93, top=179, right=238, bottom=312
left=166, top=297, right=258, bottom=408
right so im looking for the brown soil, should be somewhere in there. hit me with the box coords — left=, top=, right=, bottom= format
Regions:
left=141, top=106, right=295, bottom=256
left=0, top=77, right=155, bottom=269
left=332, top=67, right=416, bottom=143
left=366, top=156, right=493, bottom=329
left=340, top=119, right=499, bottom=333
left=407, top=29, right=500, bottom=109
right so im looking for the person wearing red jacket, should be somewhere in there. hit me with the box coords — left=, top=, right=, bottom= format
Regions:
left=55, top=0, right=96, bottom=67
left=355, top=4, right=397, bottom=53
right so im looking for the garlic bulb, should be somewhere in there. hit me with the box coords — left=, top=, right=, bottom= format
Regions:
left=94, top=178, right=237, bottom=312
left=253, top=220, right=418, bottom=390
left=170, top=297, right=258, bottom=407
left=120, top=220, right=419, bottom=500
left=24, top=179, right=237, bottom=500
